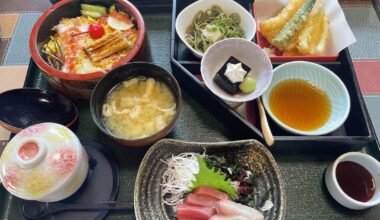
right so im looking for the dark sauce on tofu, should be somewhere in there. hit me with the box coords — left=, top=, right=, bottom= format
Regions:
left=336, top=161, right=375, bottom=202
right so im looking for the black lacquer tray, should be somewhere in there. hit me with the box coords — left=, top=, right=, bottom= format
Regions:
left=2, top=0, right=380, bottom=220
left=170, top=0, right=377, bottom=152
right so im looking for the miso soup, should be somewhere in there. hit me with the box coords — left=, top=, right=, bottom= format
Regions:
left=102, top=76, right=177, bottom=139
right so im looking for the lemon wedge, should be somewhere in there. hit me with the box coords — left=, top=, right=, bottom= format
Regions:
left=107, top=16, right=134, bottom=31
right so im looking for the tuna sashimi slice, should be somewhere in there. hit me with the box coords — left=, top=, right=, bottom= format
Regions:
left=193, top=186, right=231, bottom=201
left=216, top=200, right=264, bottom=220
left=177, top=203, right=216, bottom=220
left=184, top=193, right=219, bottom=208
left=210, top=214, right=252, bottom=220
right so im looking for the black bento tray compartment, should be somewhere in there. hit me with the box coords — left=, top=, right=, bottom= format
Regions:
left=170, top=0, right=375, bottom=149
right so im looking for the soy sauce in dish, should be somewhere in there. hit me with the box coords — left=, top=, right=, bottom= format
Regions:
left=336, top=161, right=376, bottom=202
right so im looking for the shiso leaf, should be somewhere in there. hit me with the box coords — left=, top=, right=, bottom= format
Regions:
left=190, top=155, right=237, bottom=198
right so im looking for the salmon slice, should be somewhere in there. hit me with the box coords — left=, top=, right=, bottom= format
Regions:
left=193, top=186, right=231, bottom=201
left=177, top=203, right=216, bottom=220
left=184, top=193, right=219, bottom=208
left=216, top=200, right=264, bottom=220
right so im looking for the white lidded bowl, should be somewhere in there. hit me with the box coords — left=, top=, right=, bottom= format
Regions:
left=201, top=38, right=273, bottom=103
left=0, top=123, right=88, bottom=202
left=175, top=0, right=256, bottom=58
left=262, top=61, right=350, bottom=136
left=325, top=152, right=380, bottom=210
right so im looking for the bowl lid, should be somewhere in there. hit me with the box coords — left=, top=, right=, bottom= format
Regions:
left=0, top=123, right=83, bottom=200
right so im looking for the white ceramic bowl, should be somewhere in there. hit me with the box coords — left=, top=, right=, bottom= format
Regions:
left=201, top=38, right=273, bottom=103
left=325, top=152, right=380, bottom=210
left=262, top=61, right=350, bottom=136
left=0, top=123, right=88, bottom=202
left=175, top=0, right=256, bottom=58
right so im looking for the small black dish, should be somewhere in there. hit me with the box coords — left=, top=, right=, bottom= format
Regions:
left=0, top=88, right=78, bottom=133
left=19, top=140, right=119, bottom=220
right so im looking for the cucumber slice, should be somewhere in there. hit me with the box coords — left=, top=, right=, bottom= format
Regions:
left=81, top=10, right=102, bottom=19
left=80, top=4, right=107, bottom=16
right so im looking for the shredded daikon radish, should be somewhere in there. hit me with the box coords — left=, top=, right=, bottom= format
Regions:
left=111, top=101, right=130, bottom=115
left=155, top=102, right=176, bottom=112
left=161, top=152, right=200, bottom=205
left=144, top=78, right=155, bottom=98
left=145, top=102, right=176, bottom=112
left=261, top=200, right=274, bottom=212
left=129, top=105, right=141, bottom=119
left=155, top=115, right=166, bottom=130
left=122, top=77, right=140, bottom=88
left=102, top=104, right=113, bottom=117
left=121, top=97, right=149, bottom=104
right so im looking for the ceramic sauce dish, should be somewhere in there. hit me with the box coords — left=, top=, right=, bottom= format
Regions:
left=325, top=152, right=380, bottom=210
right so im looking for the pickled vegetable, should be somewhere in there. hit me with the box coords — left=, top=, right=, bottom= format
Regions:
left=80, top=4, right=107, bottom=16
left=239, top=76, right=256, bottom=94
left=80, top=10, right=102, bottom=19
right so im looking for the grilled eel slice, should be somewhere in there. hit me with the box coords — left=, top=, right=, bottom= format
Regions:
left=84, top=30, right=134, bottom=62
